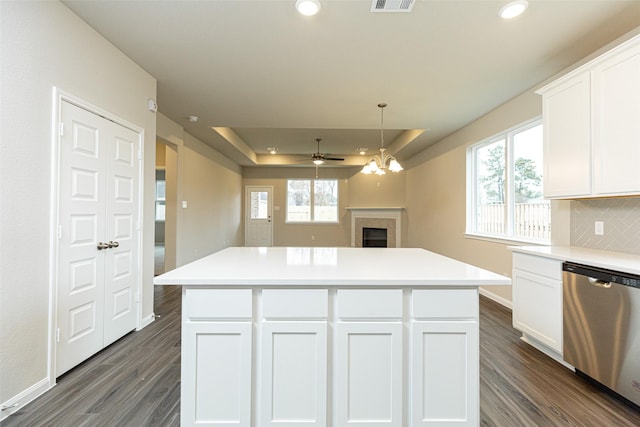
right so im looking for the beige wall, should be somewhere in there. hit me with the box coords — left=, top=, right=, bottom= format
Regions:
left=154, top=140, right=178, bottom=271
left=155, top=141, right=167, bottom=167
left=157, top=114, right=243, bottom=266
left=405, top=90, right=547, bottom=304
left=0, top=0, right=156, bottom=408
left=163, top=143, right=179, bottom=271
left=347, top=169, right=406, bottom=207
left=243, top=167, right=408, bottom=247
left=243, top=168, right=352, bottom=246
left=179, top=133, right=243, bottom=262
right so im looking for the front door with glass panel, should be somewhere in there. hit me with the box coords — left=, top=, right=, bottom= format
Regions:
left=245, top=186, right=273, bottom=247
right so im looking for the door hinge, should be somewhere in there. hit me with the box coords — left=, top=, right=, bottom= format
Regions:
left=135, top=292, right=140, bottom=303
left=58, top=225, right=62, bottom=240
left=56, top=328, right=60, bottom=343
left=59, top=122, right=64, bottom=136
left=136, top=221, right=141, bottom=231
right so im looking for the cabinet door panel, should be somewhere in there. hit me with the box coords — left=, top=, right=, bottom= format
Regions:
left=512, top=269, right=563, bottom=352
left=260, top=322, right=327, bottom=426
left=412, top=321, right=478, bottom=426
left=182, top=322, right=252, bottom=427
left=593, top=42, right=640, bottom=195
left=335, top=322, right=403, bottom=427
left=541, top=73, right=591, bottom=198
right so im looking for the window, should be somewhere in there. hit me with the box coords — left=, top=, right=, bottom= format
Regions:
left=249, top=190, right=269, bottom=219
left=155, top=169, right=166, bottom=221
left=286, top=179, right=339, bottom=223
left=467, top=118, right=550, bottom=243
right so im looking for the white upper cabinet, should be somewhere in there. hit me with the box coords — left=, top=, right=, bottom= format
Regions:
left=592, top=41, right=640, bottom=195
left=541, top=73, right=591, bottom=198
left=538, top=34, right=640, bottom=199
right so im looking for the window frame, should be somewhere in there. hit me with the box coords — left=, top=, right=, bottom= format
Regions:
left=286, top=178, right=340, bottom=224
left=466, top=117, right=550, bottom=245
left=155, top=169, right=166, bottom=222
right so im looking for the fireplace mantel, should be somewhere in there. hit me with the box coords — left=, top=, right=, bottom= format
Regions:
left=347, top=208, right=404, bottom=248
left=345, top=207, right=405, bottom=211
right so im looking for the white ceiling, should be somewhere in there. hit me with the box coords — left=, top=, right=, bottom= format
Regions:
left=63, top=0, right=640, bottom=167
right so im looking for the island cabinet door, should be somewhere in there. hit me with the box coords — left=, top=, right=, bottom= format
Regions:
left=411, top=321, right=478, bottom=426
left=181, top=288, right=253, bottom=427
left=259, top=322, right=328, bottom=426
left=181, top=321, right=252, bottom=427
left=259, top=289, right=329, bottom=426
left=334, top=289, right=404, bottom=427
left=411, top=289, right=479, bottom=426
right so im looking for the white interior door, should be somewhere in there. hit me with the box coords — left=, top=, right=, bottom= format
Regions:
left=245, top=186, right=273, bottom=247
left=56, top=103, right=107, bottom=376
left=103, top=122, right=138, bottom=346
left=56, top=101, right=139, bottom=376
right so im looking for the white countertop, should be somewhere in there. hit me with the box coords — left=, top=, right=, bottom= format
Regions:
left=509, top=245, right=640, bottom=275
left=154, top=247, right=511, bottom=287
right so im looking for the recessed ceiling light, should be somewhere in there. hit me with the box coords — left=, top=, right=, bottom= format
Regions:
left=267, top=147, right=278, bottom=154
left=187, top=115, right=198, bottom=123
left=499, top=0, right=528, bottom=19
left=295, top=0, right=321, bottom=16
left=356, top=148, right=368, bottom=155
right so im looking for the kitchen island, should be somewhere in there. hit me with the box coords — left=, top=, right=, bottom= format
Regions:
left=154, top=247, right=510, bottom=427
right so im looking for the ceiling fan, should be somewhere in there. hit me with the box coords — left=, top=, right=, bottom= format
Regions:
left=308, top=138, right=344, bottom=165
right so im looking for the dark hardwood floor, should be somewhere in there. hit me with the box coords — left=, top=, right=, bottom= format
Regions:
left=478, top=298, right=640, bottom=426
left=1, top=285, right=182, bottom=427
left=3, top=287, right=640, bottom=426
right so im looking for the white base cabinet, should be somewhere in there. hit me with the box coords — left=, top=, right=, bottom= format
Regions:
left=412, top=289, right=479, bottom=427
left=260, top=289, right=328, bottom=426
left=180, top=287, right=480, bottom=427
left=181, top=288, right=253, bottom=427
left=512, top=253, right=564, bottom=360
left=335, top=289, right=404, bottom=427
left=412, top=321, right=478, bottom=426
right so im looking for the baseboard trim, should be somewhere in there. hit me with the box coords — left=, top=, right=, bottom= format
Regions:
left=479, top=287, right=512, bottom=310
left=0, top=378, right=52, bottom=422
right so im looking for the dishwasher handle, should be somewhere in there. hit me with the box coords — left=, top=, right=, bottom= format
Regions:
left=588, top=277, right=612, bottom=289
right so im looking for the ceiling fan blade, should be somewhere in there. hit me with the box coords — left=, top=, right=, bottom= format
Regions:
left=324, top=157, right=344, bottom=161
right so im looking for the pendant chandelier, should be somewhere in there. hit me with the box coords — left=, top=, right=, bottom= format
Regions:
left=361, top=103, right=404, bottom=175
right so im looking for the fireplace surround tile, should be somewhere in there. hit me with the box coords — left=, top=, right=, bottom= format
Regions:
left=348, top=208, right=403, bottom=248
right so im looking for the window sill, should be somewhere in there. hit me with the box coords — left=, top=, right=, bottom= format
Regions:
left=464, top=233, right=550, bottom=247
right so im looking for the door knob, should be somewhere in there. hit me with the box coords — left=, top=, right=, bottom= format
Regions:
left=97, top=242, right=110, bottom=250
left=108, top=241, right=120, bottom=248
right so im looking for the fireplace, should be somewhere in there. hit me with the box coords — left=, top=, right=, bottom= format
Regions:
left=363, top=227, right=388, bottom=248
left=347, top=207, right=403, bottom=248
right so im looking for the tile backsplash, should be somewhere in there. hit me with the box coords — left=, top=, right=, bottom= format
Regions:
left=571, top=197, right=640, bottom=255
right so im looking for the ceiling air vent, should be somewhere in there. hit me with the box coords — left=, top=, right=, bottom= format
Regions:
left=371, top=0, right=414, bottom=13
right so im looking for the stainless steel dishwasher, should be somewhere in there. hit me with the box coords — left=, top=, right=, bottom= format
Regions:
left=563, top=262, right=640, bottom=407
